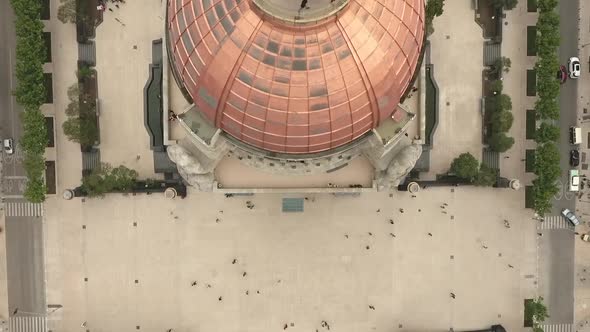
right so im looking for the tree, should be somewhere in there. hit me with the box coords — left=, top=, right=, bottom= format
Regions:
left=534, top=142, right=560, bottom=179
left=474, top=164, right=498, bottom=186
left=81, top=163, right=138, bottom=197
left=488, top=132, right=514, bottom=152
left=492, top=57, right=512, bottom=75
left=489, top=110, right=514, bottom=133
left=57, top=0, right=76, bottom=23
left=425, top=0, right=445, bottom=35
left=489, top=80, right=503, bottom=94
left=489, top=94, right=512, bottom=112
left=535, top=122, right=559, bottom=143
left=10, top=0, right=49, bottom=203
left=525, top=297, right=549, bottom=329
left=450, top=153, right=479, bottom=181
left=62, top=82, right=99, bottom=147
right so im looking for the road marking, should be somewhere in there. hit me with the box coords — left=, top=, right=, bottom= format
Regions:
left=5, top=201, right=43, bottom=217
left=537, top=215, right=574, bottom=230
left=539, top=324, right=573, bottom=332
left=9, top=315, right=47, bottom=332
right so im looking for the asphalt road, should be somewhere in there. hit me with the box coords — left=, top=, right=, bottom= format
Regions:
left=552, top=0, right=579, bottom=214
left=5, top=214, right=47, bottom=315
left=0, top=0, right=26, bottom=196
left=538, top=229, right=575, bottom=324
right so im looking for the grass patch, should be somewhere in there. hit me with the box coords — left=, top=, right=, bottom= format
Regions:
left=45, top=161, right=56, bottom=194
left=526, top=109, right=536, bottom=139
left=527, top=26, right=537, bottom=56
left=526, top=149, right=536, bottom=173
left=524, top=299, right=534, bottom=327
left=527, top=0, right=537, bottom=12
left=425, top=65, right=437, bottom=146
left=43, top=73, right=53, bottom=103
left=41, top=0, right=50, bottom=20
left=43, top=32, right=51, bottom=63
left=527, top=69, right=537, bottom=96
left=45, top=116, right=54, bottom=147
left=525, top=186, right=534, bottom=209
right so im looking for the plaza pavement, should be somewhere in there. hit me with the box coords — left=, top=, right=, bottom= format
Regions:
left=426, top=0, right=484, bottom=178
left=44, top=186, right=536, bottom=332
left=93, top=0, right=166, bottom=179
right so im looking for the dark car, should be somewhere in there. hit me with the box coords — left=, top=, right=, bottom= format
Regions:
left=571, top=149, right=580, bottom=167
left=557, top=65, right=567, bottom=84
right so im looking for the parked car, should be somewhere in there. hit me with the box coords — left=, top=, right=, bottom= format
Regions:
left=570, top=149, right=580, bottom=167
left=569, top=169, right=580, bottom=191
left=568, top=57, right=581, bottom=78
left=582, top=233, right=590, bottom=242
left=557, top=65, right=567, bottom=83
left=3, top=138, right=13, bottom=155
left=562, top=208, right=580, bottom=226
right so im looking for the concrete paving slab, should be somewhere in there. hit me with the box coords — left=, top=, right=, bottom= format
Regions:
left=44, top=186, right=535, bottom=332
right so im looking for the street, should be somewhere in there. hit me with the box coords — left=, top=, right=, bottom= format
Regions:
left=0, top=0, right=47, bottom=319
left=552, top=0, right=579, bottom=214
left=0, top=0, right=27, bottom=196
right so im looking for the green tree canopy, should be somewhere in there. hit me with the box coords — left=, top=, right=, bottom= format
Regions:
left=490, top=110, right=514, bottom=134
left=535, top=122, right=559, bottom=143
left=57, top=0, right=76, bottom=23
left=488, top=132, right=515, bottom=152
left=450, top=153, right=479, bottom=181
left=474, top=164, right=498, bottom=187
left=82, top=163, right=138, bottom=197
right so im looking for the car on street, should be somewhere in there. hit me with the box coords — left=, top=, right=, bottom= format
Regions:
left=3, top=138, right=13, bottom=155
left=582, top=233, right=590, bottom=242
left=557, top=65, right=567, bottom=83
left=571, top=150, right=580, bottom=167
left=562, top=208, right=580, bottom=226
left=569, top=169, right=580, bottom=191
left=568, top=57, right=581, bottom=78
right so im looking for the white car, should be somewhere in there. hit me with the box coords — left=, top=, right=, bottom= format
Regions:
left=562, top=208, right=580, bottom=226
left=3, top=138, right=13, bottom=155
left=568, top=57, right=581, bottom=78
left=569, top=169, right=580, bottom=192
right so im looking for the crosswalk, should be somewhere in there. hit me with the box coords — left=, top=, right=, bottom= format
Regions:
left=539, top=324, right=573, bottom=332
left=9, top=315, right=47, bottom=332
left=5, top=201, right=44, bottom=217
left=537, top=215, right=574, bottom=230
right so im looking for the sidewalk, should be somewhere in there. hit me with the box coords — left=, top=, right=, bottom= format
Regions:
left=574, top=0, right=590, bottom=328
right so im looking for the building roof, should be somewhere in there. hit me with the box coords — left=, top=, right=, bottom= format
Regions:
left=167, top=0, right=425, bottom=154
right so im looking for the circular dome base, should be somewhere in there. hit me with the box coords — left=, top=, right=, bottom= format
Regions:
left=252, top=0, right=349, bottom=25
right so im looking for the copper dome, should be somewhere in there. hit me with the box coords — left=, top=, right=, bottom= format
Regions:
left=167, top=0, right=425, bottom=154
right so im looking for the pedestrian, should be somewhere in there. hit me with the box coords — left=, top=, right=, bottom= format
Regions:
left=191, top=281, right=197, bottom=286
left=389, top=219, right=394, bottom=224
left=368, top=232, right=373, bottom=236
left=376, top=209, right=381, bottom=213
left=108, top=7, right=113, bottom=11
left=284, top=323, right=288, bottom=330
left=504, top=156, right=510, bottom=159
left=344, top=234, right=349, bottom=238
left=427, top=232, right=432, bottom=236
left=218, top=296, right=223, bottom=301
left=482, top=245, right=488, bottom=249
left=368, top=305, right=375, bottom=310
left=232, top=258, right=237, bottom=264
left=450, top=292, right=455, bottom=299
left=538, top=233, right=543, bottom=237
left=206, top=284, right=212, bottom=288
left=215, top=218, right=220, bottom=223
left=399, top=208, right=404, bottom=213
left=366, top=245, right=370, bottom=250
left=242, top=271, right=247, bottom=277
left=115, top=3, right=119, bottom=8
left=508, top=264, right=514, bottom=268
left=245, top=290, right=249, bottom=295
left=389, top=233, right=396, bottom=238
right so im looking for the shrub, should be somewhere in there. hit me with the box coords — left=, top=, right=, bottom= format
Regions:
left=490, top=110, right=514, bottom=133
left=62, top=82, right=99, bottom=147
left=57, top=0, right=76, bottom=23
left=82, top=163, right=138, bottom=197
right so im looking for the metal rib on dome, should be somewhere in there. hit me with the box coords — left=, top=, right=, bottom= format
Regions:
left=168, top=0, right=425, bottom=154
